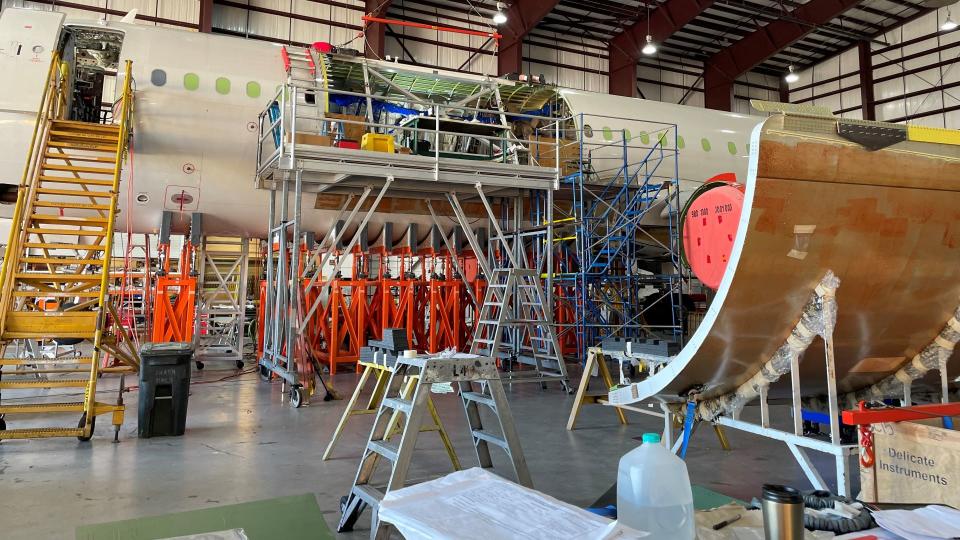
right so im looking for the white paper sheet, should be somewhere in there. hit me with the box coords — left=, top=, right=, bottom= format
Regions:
left=873, top=505, right=960, bottom=540
left=377, top=468, right=647, bottom=540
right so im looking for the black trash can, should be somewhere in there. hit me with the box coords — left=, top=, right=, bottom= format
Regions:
left=138, top=342, right=193, bottom=438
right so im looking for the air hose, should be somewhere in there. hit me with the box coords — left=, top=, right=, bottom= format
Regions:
left=801, top=490, right=874, bottom=534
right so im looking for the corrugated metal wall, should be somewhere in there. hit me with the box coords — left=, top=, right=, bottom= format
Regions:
left=789, top=8, right=960, bottom=128
left=2, top=0, right=777, bottom=112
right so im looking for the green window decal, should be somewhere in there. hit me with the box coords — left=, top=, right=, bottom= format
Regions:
left=727, top=142, right=737, bottom=155
left=183, top=73, right=199, bottom=91
left=602, top=126, right=613, bottom=141
left=246, top=81, right=261, bottom=98
left=640, top=132, right=650, bottom=145
left=658, top=132, right=668, bottom=147
left=623, top=128, right=631, bottom=141
left=677, top=135, right=685, bottom=149
left=701, top=138, right=711, bottom=152
left=215, top=77, right=231, bottom=95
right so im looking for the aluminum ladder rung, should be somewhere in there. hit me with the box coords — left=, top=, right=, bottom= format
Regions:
left=461, top=391, right=496, bottom=408
left=367, top=439, right=400, bottom=462
left=381, top=397, right=412, bottom=413
left=472, top=429, right=509, bottom=449
left=353, top=485, right=384, bottom=508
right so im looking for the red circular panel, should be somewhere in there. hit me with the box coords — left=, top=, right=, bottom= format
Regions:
left=682, top=184, right=744, bottom=290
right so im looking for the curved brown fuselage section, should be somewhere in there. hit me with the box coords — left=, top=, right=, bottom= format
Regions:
left=661, top=115, right=960, bottom=400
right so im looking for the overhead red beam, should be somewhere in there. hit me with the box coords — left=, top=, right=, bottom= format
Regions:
left=497, top=0, right=560, bottom=76
left=703, top=0, right=862, bottom=111
left=364, top=0, right=394, bottom=59
left=608, top=0, right=714, bottom=97
left=842, top=402, right=960, bottom=425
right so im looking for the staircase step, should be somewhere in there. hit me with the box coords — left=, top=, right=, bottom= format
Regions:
left=0, top=358, right=93, bottom=366
left=38, top=176, right=114, bottom=186
left=23, top=242, right=107, bottom=251
left=46, top=141, right=117, bottom=152
left=33, top=201, right=112, bottom=211
left=28, top=215, right=109, bottom=225
left=44, top=152, right=116, bottom=164
left=461, top=391, right=496, bottom=408
left=51, top=119, right=120, bottom=132
left=0, top=378, right=90, bottom=389
left=36, top=187, right=113, bottom=198
left=25, top=227, right=108, bottom=236
left=42, top=163, right=116, bottom=175
left=15, top=273, right=103, bottom=282
left=0, top=401, right=86, bottom=414
left=11, top=291, right=101, bottom=298
left=48, top=131, right=118, bottom=144
left=22, top=257, right=105, bottom=265
left=0, top=427, right=85, bottom=440
left=381, top=397, right=412, bottom=413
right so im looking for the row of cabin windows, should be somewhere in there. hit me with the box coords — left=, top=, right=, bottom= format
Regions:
left=149, top=69, right=746, bottom=155
left=150, top=69, right=262, bottom=98
left=587, top=125, right=746, bottom=155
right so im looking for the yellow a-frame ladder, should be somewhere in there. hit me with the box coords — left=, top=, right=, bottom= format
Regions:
left=0, top=55, right=139, bottom=441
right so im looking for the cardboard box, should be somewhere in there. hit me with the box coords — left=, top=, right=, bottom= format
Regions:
left=528, top=136, right=580, bottom=175
left=286, top=132, right=331, bottom=147
left=326, top=113, right=366, bottom=141
left=859, top=420, right=960, bottom=508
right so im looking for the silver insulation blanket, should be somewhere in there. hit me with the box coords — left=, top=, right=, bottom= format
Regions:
left=696, top=272, right=840, bottom=422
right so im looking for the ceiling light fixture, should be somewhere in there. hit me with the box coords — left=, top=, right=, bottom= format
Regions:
left=784, top=65, right=800, bottom=84
left=642, top=35, right=657, bottom=55
left=942, top=10, right=958, bottom=31
left=641, top=2, right=656, bottom=56
left=493, top=2, right=507, bottom=24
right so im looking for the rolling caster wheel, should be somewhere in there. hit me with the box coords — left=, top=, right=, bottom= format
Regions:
left=258, top=365, right=272, bottom=381
left=77, top=413, right=95, bottom=442
left=195, top=361, right=205, bottom=370
left=290, top=386, right=303, bottom=408
left=236, top=360, right=244, bottom=369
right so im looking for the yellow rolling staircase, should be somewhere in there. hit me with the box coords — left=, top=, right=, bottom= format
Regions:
left=0, top=55, right=140, bottom=441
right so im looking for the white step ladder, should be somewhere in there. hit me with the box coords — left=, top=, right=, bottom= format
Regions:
left=337, top=354, right=531, bottom=539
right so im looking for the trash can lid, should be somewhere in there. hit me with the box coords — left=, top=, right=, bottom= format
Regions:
left=140, top=342, right=195, bottom=356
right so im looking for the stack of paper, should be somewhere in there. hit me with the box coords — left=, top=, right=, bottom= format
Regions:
left=873, top=505, right=960, bottom=540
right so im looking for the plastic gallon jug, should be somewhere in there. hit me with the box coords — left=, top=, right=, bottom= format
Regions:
left=617, top=432, right=695, bottom=539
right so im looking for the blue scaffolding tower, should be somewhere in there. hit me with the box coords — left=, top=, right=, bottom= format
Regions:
left=539, top=113, right=683, bottom=361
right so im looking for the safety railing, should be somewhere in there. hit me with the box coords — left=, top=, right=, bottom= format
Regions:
left=255, top=82, right=564, bottom=186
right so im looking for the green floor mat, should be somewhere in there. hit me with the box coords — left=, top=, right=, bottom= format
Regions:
left=75, top=493, right=333, bottom=540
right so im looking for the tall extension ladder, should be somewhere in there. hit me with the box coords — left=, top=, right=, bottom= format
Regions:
left=338, top=354, right=531, bottom=539
left=0, top=56, right=138, bottom=441
left=472, top=268, right=570, bottom=389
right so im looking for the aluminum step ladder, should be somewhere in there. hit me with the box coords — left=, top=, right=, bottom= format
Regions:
left=0, top=58, right=138, bottom=441
left=471, top=268, right=570, bottom=390
left=337, top=354, right=531, bottom=539
left=194, top=236, right=250, bottom=368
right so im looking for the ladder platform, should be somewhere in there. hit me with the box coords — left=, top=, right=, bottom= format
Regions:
left=2, top=312, right=98, bottom=340
left=461, top=391, right=496, bottom=408
left=367, top=439, right=400, bottom=461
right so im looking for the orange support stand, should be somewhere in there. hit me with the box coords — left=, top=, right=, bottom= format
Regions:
left=151, top=241, right=197, bottom=343
left=316, top=279, right=367, bottom=374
